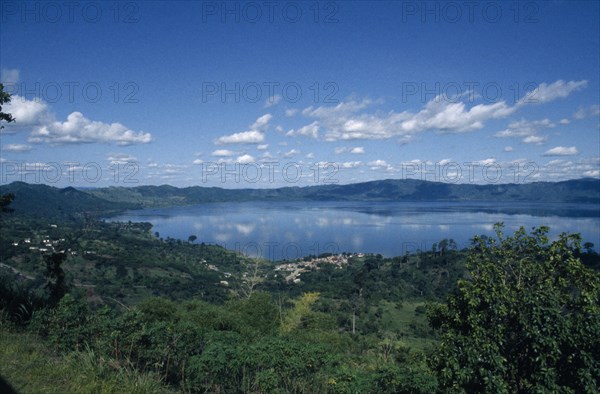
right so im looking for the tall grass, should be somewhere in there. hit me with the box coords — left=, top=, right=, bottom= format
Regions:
left=0, top=322, right=172, bottom=394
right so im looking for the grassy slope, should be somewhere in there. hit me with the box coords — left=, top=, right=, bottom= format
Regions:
left=0, top=324, right=172, bottom=394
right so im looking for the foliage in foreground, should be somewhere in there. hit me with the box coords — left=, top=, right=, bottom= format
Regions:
left=428, top=224, right=600, bottom=393
left=0, top=324, right=170, bottom=394
left=1, top=220, right=599, bottom=392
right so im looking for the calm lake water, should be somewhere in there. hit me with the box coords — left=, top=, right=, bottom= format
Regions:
left=109, top=201, right=600, bottom=261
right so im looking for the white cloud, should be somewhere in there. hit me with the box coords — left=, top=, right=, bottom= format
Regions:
left=559, top=118, right=570, bottom=125
left=29, top=111, right=152, bottom=146
left=368, top=159, right=389, bottom=168
left=286, top=121, right=319, bottom=139
left=335, top=146, right=365, bottom=154
left=215, top=114, right=271, bottom=145
left=251, top=114, right=272, bottom=131
left=504, top=146, right=514, bottom=152
left=284, top=149, right=300, bottom=158
left=192, top=159, right=204, bottom=165
left=264, top=95, right=282, bottom=108
left=543, top=146, right=579, bottom=156
left=295, top=79, right=587, bottom=142
left=285, top=108, right=298, bottom=117
left=1, top=95, right=50, bottom=130
left=522, top=135, right=547, bottom=144
left=301, top=95, right=516, bottom=142
left=106, top=153, right=137, bottom=164
left=518, top=80, right=588, bottom=106
left=1, top=94, right=152, bottom=146
left=306, top=152, right=315, bottom=159
left=542, top=157, right=599, bottom=180
left=574, top=104, right=600, bottom=120
left=494, top=118, right=555, bottom=138
left=215, top=130, right=265, bottom=145
left=339, top=161, right=362, bottom=168
left=2, top=143, right=32, bottom=152
left=212, top=149, right=236, bottom=157
left=236, top=154, right=255, bottom=164
left=476, top=158, right=496, bottom=165
left=583, top=170, right=600, bottom=177
left=257, top=144, right=269, bottom=150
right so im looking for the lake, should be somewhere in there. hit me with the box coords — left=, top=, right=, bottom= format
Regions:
left=109, top=201, right=600, bottom=261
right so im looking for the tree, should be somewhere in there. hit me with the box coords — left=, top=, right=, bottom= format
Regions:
left=428, top=224, right=600, bottom=393
left=0, top=83, right=15, bottom=129
left=44, top=252, right=69, bottom=307
left=0, top=86, right=16, bottom=216
left=188, top=235, right=197, bottom=243
left=0, top=193, right=15, bottom=214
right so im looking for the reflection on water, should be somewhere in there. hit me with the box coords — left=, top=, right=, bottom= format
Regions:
left=109, top=201, right=600, bottom=261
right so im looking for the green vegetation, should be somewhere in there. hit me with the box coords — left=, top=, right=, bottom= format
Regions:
left=428, top=224, right=600, bottom=393
left=0, top=83, right=16, bottom=129
left=1, top=178, right=599, bottom=219
left=0, top=186, right=599, bottom=392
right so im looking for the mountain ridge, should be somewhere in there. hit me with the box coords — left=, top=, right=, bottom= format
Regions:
left=1, top=178, right=599, bottom=218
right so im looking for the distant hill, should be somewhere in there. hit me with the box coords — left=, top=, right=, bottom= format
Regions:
left=87, top=178, right=600, bottom=207
left=0, top=181, right=137, bottom=218
left=1, top=178, right=599, bottom=217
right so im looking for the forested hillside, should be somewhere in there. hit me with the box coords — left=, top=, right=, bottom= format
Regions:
left=1, top=178, right=599, bottom=217
left=1, top=191, right=599, bottom=392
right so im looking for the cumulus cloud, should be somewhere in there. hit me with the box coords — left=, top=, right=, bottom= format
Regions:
left=212, top=149, right=236, bottom=157
left=522, top=135, right=547, bottom=144
left=106, top=153, right=137, bottom=164
left=503, top=146, right=514, bottom=152
left=495, top=118, right=555, bottom=145
left=1, top=95, right=50, bottom=131
left=495, top=118, right=555, bottom=138
left=543, top=146, right=579, bottom=156
left=339, top=161, right=362, bottom=168
left=518, top=80, right=588, bottom=106
left=335, top=146, right=365, bottom=154
left=236, top=154, right=255, bottom=164
left=215, top=114, right=271, bottom=145
left=283, top=149, right=300, bottom=158
left=286, top=121, right=319, bottom=139
left=297, top=95, right=515, bottom=142
left=573, top=104, right=600, bottom=120
left=216, top=130, right=265, bottom=145
left=367, top=160, right=395, bottom=171
left=264, top=95, right=282, bottom=108
left=2, top=143, right=32, bottom=152
left=285, top=79, right=586, bottom=143
left=28, top=111, right=152, bottom=146
left=1, top=94, right=152, bottom=146
left=542, top=157, right=599, bottom=180
left=251, top=114, right=272, bottom=131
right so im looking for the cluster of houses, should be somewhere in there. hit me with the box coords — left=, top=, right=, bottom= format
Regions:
left=13, top=236, right=66, bottom=254
left=10, top=224, right=81, bottom=255
left=198, top=259, right=233, bottom=286
left=274, top=253, right=364, bottom=283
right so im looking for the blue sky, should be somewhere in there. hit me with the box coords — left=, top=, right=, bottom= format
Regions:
left=0, top=0, right=598, bottom=188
